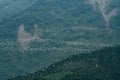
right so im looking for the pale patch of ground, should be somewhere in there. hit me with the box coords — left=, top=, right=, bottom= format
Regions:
left=65, top=41, right=112, bottom=47
left=17, top=24, right=40, bottom=50
left=87, top=0, right=119, bottom=30
left=72, top=26, right=99, bottom=31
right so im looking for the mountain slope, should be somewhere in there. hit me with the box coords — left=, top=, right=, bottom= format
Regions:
left=8, top=45, right=120, bottom=80
left=0, top=0, right=37, bottom=20
left=0, top=0, right=120, bottom=80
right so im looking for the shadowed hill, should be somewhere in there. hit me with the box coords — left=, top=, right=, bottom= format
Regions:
left=8, top=45, right=120, bottom=80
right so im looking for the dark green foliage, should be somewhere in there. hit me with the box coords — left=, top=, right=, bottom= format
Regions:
left=8, top=45, right=120, bottom=80
left=0, top=0, right=120, bottom=80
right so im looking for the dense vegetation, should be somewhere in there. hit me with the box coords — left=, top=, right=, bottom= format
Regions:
left=8, top=45, right=120, bottom=80
left=0, top=0, right=120, bottom=80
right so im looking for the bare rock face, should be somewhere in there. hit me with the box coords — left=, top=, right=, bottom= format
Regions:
left=88, top=0, right=119, bottom=30
left=17, top=24, right=40, bottom=50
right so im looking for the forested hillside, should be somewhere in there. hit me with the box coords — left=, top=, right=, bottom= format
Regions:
left=8, top=45, right=120, bottom=80
left=0, top=0, right=120, bottom=80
